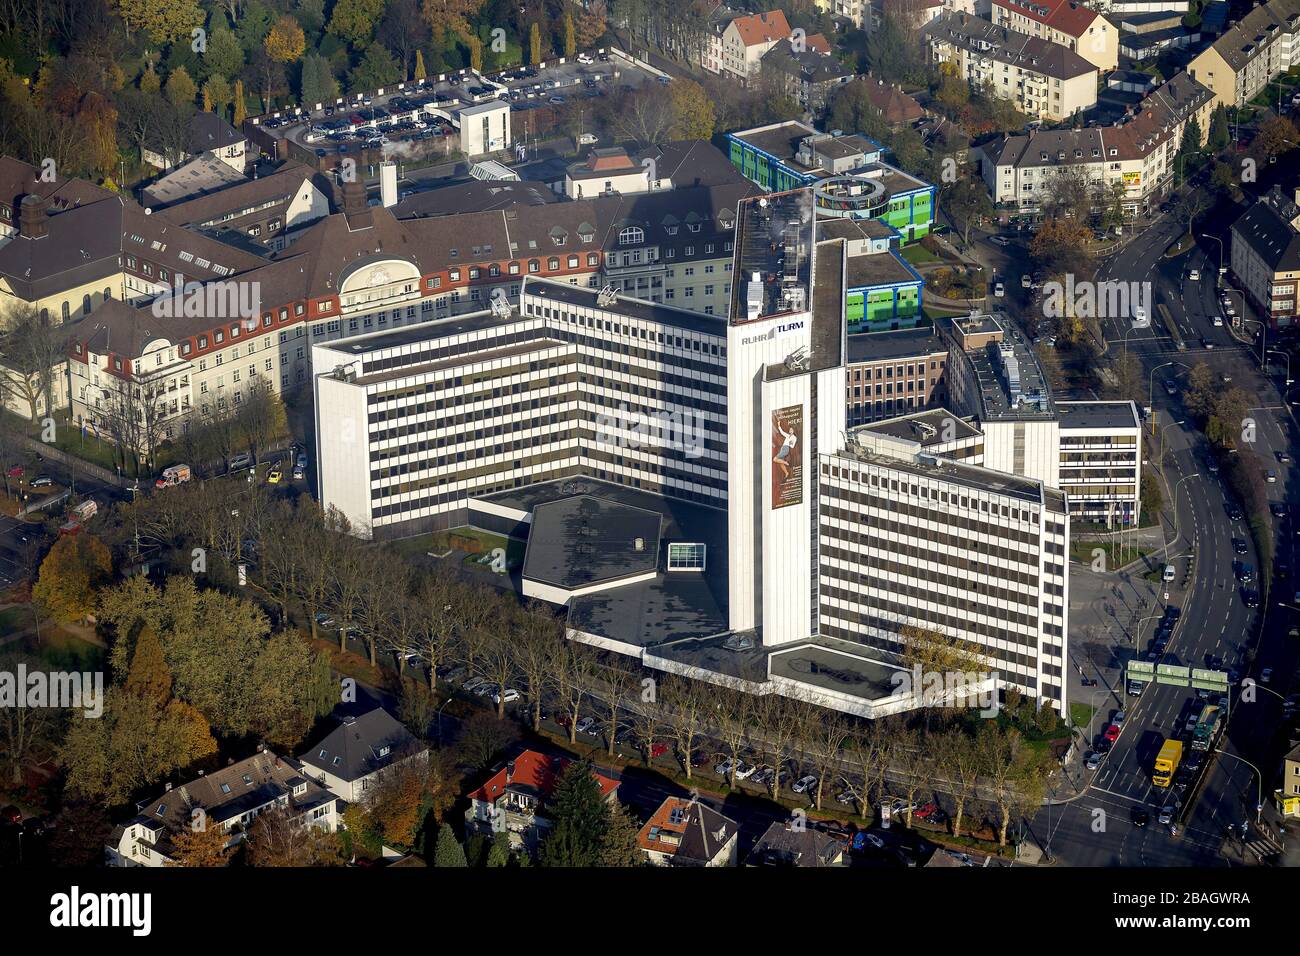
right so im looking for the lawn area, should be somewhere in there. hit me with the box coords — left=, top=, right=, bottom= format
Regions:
left=923, top=304, right=970, bottom=322
left=1069, top=702, right=1096, bottom=730
left=14, top=625, right=105, bottom=671
left=1069, top=538, right=1153, bottom=569
left=389, top=526, right=526, bottom=568
left=0, top=605, right=27, bottom=634
left=1, top=408, right=182, bottom=479
left=901, top=243, right=941, bottom=266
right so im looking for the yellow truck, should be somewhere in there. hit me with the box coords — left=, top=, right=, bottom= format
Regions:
left=1152, top=738, right=1182, bottom=788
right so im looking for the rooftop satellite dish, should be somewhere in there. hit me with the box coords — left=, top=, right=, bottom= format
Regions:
left=596, top=284, right=618, bottom=307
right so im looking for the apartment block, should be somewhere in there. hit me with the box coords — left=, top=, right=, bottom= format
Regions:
left=974, top=71, right=1213, bottom=217
left=923, top=12, right=1099, bottom=121
left=1187, top=0, right=1300, bottom=109
left=991, top=0, right=1119, bottom=72
left=1230, top=186, right=1300, bottom=327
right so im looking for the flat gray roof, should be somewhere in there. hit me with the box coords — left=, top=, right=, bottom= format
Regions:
left=845, top=248, right=920, bottom=290
left=768, top=640, right=902, bottom=701
left=846, top=326, right=946, bottom=363
left=836, top=443, right=1053, bottom=507
left=478, top=477, right=730, bottom=647
left=963, top=326, right=1054, bottom=422
left=856, top=408, right=981, bottom=446
left=522, top=495, right=662, bottom=590
left=1057, top=400, right=1139, bottom=430
left=524, top=277, right=726, bottom=338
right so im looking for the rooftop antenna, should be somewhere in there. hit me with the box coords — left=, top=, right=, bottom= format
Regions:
left=596, top=284, right=618, bottom=307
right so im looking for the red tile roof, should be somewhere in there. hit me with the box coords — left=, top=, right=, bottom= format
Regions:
left=468, top=749, right=619, bottom=804
left=732, top=10, right=792, bottom=47
left=995, top=0, right=1100, bottom=39
left=805, top=32, right=832, bottom=55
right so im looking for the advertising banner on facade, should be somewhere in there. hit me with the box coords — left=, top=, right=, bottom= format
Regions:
left=771, top=404, right=803, bottom=509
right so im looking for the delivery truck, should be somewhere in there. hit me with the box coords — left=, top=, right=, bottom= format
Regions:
left=1152, top=738, right=1183, bottom=788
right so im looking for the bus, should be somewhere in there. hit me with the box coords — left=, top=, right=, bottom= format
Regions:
left=1157, top=302, right=1185, bottom=351
left=1153, top=738, right=1182, bottom=787
left=1192, top=705, right=1222, bottom=752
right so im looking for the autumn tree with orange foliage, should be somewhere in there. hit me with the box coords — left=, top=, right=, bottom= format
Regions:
left=265, top=15, right=307, bottom=64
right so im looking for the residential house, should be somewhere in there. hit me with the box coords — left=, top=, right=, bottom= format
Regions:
left=1230, top=185, right=1300, bottom=327
left=637, top=797, right=739, bottom=866
left=297, top=707, right=428, bottom=804
left=974, top=70, right=1212, bottom=218
left=1279, top=741, right=1300, bottom=816
left=745, top=820, right=847, bottom=865
left=465, top=749, right=620, bottom=851
left=105, top=749, right=339, bottom=867
left=760, top=38, right=856, bottom=114
left=857, top=75, right=928, bottom=128
left=143, top=112, right=247, bottom=172
left=922, top=12, right=1099, bottom=121
left=714, top=10, right=793, bottom=84
left=990, top=0, right=1119, bottom=72
left=1187, top=0, right=1300, bottom=109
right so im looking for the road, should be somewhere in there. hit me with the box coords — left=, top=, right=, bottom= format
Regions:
left=1015, top=206, right=1300, bottom=865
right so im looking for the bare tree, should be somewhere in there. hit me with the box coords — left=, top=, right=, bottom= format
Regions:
left=660, top=673, right=707, bottom=780
left=235, top=381, right=288, bottom=465
left=353, top=549, right=407, bottom=667
left=0, top=302, right=65, bottom=427
left=753, top=693, right=801, bottom=800
left=415, top=575, right=466, bottom=690
left=479, top=632, right=520, bottom=719
left=888, top=726, right=930, bottom=828
left=602, top=85, right=674, bottom=146
left=551, top=640, right=598, bottom=745
left=938, top=727, right=982, bottom=838
left=713, top=683, right=756, bottom=789
left=843, top=723, right=889, bottom=820
left=803, top=705, right=852, bottom=812
left=0, top=651, right=62, bottom=783
left=512, top=601, right=562, bottom=731
left=599, top=662, right=639, bottom=757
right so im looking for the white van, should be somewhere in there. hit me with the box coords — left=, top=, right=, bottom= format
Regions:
left=1162, top=564, right=1177, bottom=583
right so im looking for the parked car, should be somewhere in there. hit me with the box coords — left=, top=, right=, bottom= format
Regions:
left=492, top=688, right=520, bottom=705
left=267, top=468, right=283, bottom=484
left=29, top=475, right=53, bottom=488
left=1085, top=751, right=1102, bottom=770
left=314, top=612, right=335, bottom=627
left=463, top=676, right=488, bottom=692
left=1131, top=808, right=1149, bottom=828
left=575, top=716, right=598, bottom=735
left=792, top=774, right=818, bottom=794
left=852, top=831, right=886, bottom=851
left=1103, top=724, right=1121, bottom=743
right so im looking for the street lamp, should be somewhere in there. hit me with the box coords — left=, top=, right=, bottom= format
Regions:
left=1204, top=233, right=1227, bottom=278
left=1265, top=347, right=1293, bottom=385
left=1171, top=472, right=1200, bottom=545
left=1236, top=312, right=1268, bottom=369
left=1214, top=750, right=1266, bottom=825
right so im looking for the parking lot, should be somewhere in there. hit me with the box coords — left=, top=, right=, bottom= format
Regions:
left=257, top=48, right=664, bottom=166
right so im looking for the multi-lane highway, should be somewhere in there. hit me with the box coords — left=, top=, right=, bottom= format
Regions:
left=1006, top=207, right=1300, bottom=865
